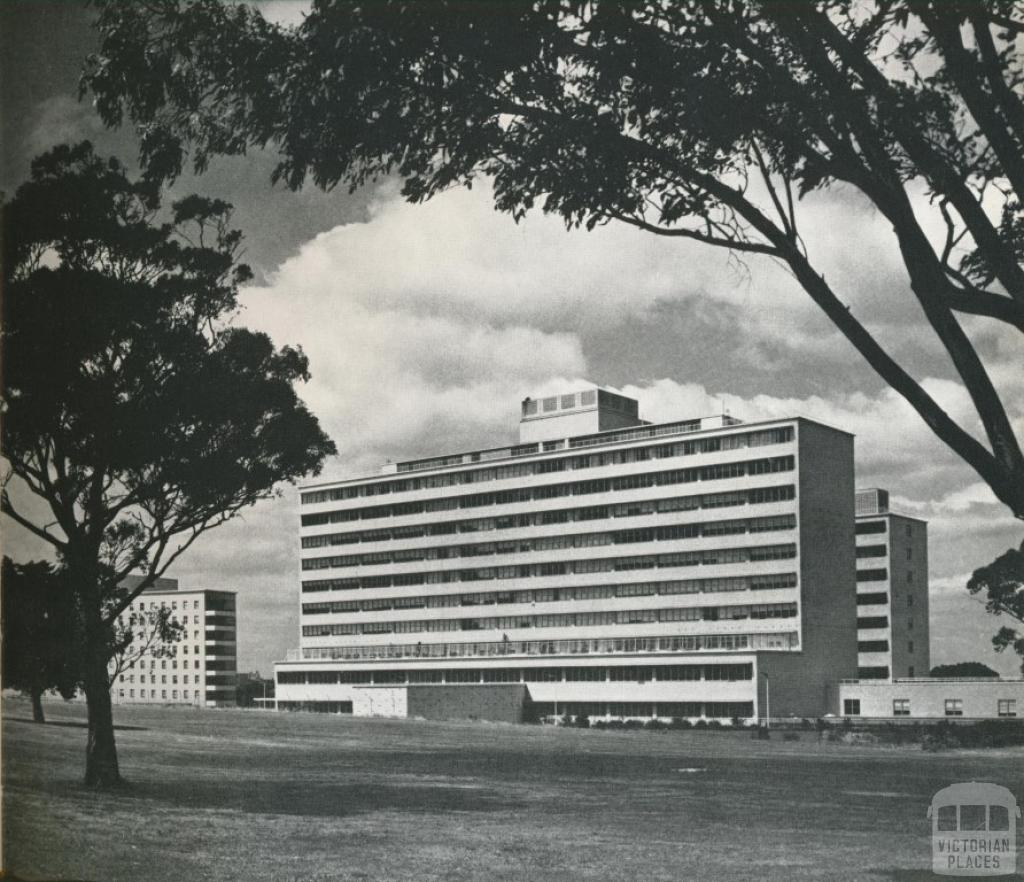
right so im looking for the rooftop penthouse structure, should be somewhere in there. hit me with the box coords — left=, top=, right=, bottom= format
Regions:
left=276, top=385, right=858, bottom=722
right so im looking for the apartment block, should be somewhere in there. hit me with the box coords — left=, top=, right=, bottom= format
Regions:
left=275, top=386, right=858, bottom=722
left=855, top=488, right=930, bottom=680
left=112, top=577, right=238, bottom=708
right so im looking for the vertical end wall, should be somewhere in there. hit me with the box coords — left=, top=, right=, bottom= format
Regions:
left=759, top=421, right=858, bottom=718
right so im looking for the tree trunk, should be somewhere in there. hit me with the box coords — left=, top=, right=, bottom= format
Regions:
left=30, top=686, right=46, bottom=723
left=83, top=646, right=121, bottom=788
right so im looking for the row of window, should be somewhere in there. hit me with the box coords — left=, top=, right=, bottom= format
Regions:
left=129, top=599, right=203, bottom=612
left=278, top=663, right=754, bottom=685
left=843, top=698, right=1017, bottom=717
left=530, top=701, right=755, bottom=719
left=120, top=689, right=197, bottom=700
left=301, top=485, right=797, bottom=543
left=301, top=603, right=799, bottom=637
left=302, top=514, right=797, bottom=568
left=301, top=456, right=796, bottom=528
left=302, top=545, right=798, bottom=583
left=854, top=520, right=887, bottom=535
left=301, top=428, right=795, bottom=505
left=129, top=657, right=203, bottom=670
left=299, top=631, right=799, bottom=662
left=302, top=573, right=799, bottom=610
left=120, top=673, right=202, bottom=684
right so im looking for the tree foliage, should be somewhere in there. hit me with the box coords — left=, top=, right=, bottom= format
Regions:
left=0, top=558, right=79, bottom=722
left=1, top=142, right=336, bottom=786
left=968, top=542, right=1024, bottom=672
left=83, top=0, right=1024, bottom=520
left=929, top=660, right=1001, bottom=678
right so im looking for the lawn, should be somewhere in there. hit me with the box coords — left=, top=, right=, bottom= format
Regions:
left=3, top=697, right=1021, bottom=882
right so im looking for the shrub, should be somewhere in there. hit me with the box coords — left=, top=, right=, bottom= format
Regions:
left=694, top=719, right=708, bottom=729
left=782, top=732, right=800, bottom=742
left=644, top=718, right=667, bottom=731
left=707, top=719, right=723, bottom=729
left=575, top=714, right=591, bottom=729
left=669, top=717, right=693, bottom=730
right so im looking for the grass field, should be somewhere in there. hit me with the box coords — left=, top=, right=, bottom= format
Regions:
left=3, top=697, right=1022, bottom=882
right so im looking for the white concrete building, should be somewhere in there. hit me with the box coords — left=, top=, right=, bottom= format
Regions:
left=840, top=677, right=1024, bottom=719
left=855, top=489, right=930, bottom=679
left=112, top=577, right=238, bottom=708
left=276, top=386, right=858, bottom=722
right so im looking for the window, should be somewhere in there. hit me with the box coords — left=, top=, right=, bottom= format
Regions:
left=856, top=568, right=888, bottom=582
left=857, top=640, right=889, bottom=653
left=998, top=699, right=1017, bottom=718
left=856, top=545, right=887, bottom=558
left=907, top=641, right=914, bottom=654
left=893, top=699, right=910, bottom=716
left=944, top=698, right=963, bottom=717
left=991, top=805, right=1010, bottom=831
left=843, top=699, right=861, bottom=716
left=855, top=520, right=886, bottom=535
left=857, top=616, right=889, bottom=629
left=906, top=594, right=913, bottom=606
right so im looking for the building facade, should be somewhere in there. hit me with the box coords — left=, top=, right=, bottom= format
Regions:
left=112, top=577, right=238, bottom=708
left=840, top=677, right=1023, bottom=720
left=275, top=386, right=858, bottom=722
left=855, top=489, right=930, bottom=679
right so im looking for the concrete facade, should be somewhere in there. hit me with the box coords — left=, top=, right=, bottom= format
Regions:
left=276, top=385, right=858, bottom=722
left=840, top=678, right=1024, bottom=719
left=111, top=579, right=238, bottom=708
left=855, top=489, right=930, bottom=680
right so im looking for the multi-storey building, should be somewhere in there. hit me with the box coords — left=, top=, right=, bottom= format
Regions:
left=854, top=488, right=930, bottom=680
left=276, top=386, right=858, bottom=722
left=112, top=577, right=238, bottom=708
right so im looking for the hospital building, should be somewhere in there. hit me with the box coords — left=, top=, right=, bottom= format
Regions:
left=275, top=386, right=859, bottom=722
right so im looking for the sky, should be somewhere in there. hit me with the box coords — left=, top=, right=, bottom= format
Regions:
left=2, top=2, right=1022, bottom=677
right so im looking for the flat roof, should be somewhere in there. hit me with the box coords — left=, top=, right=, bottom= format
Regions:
left=301, top=414, right=852, bottom=491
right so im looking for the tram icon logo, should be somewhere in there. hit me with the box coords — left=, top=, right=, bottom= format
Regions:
left=928, top=783, right=1019, bottom=876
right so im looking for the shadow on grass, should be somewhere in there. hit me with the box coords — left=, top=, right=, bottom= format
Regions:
left=871, top=872, right=990, bottom=882
left=119, top=777, right=523, bottom=818
left=0, top=874, right=97, bottom=882
left=6, top=717, right=148, bottom=732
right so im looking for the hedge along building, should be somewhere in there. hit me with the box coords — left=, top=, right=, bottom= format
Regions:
left=274, top=386, right=858, bottom=722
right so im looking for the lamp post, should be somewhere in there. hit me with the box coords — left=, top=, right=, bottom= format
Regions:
left=761, top=671, right=771, bottom=730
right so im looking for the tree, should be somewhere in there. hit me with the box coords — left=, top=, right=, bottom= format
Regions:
left=82, top=0, right=1024, bottom=523
left=968, top=544, right=1024, bottom=672
left=929, top=660, right=1001, bottom=678
left=1, top=142, right=336, bottom=787
left=1, top=558, right=79, bottom=723
left=108, top=601, right=184, bottom=686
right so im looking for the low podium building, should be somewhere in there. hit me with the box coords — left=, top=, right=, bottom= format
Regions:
left=275, top=386, right=859, bottom=723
